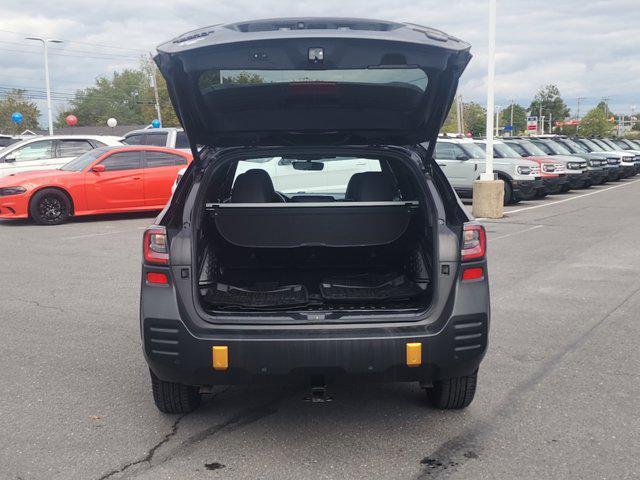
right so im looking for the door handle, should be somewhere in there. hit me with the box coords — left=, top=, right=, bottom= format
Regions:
left=133, top=177, right=142, bottom=180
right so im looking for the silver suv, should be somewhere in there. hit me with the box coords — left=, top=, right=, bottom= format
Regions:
left=434, top=137, right=540, bottom=204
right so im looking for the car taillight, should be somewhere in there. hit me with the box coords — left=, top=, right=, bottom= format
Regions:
left=461, top=223, right=486, bottom=262
left=143, top=226, right=169, bottom=264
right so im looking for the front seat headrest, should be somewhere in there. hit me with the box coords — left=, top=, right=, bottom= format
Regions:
left=231, top=169, right=278, bottom=203
left=345, top=172, right=397, bottom=201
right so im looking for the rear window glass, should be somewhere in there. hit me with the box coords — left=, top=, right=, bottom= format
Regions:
left=233, top=156, right=382, bottom=196
left=145, top=133, right=168, bottom=146
left=199, top=68, right=428, bottom=94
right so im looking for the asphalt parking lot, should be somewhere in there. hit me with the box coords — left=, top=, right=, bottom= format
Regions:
left=2, top=178, right=640, bottom=480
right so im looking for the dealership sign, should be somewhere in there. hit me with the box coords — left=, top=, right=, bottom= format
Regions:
left=527, top=116, right=538, bottom=131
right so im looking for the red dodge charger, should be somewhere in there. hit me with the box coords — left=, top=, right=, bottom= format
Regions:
left=0, top=145, right=191, bottom=225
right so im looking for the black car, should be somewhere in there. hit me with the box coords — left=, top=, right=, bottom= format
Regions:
left=141, top=18, right=490, bottom=414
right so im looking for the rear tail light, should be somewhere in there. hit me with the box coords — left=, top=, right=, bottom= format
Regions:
left=461, top=223, right=486, bottom=262
left=143, top=226, right=169, bottom=265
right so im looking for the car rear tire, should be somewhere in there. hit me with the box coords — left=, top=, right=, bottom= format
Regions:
left=29, top=188, right=71, bottom=225
left=150, top=370, right=201, bottom=414
left=425, top=370, right=477, bottom=409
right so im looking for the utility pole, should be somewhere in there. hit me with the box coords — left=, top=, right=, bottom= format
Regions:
left=510, top=99, right=515, bottom=132
left=473, top=0, right=503, bottom=219
left=456, top=95, right=462, bottom=135
left=459, top=95, right=465, bottom=134
left=26, top=37, right=62, bottom=135
left=149, top=53, right=162, bottom=126
left=538, top=104, right=542, bottom=135
left=602, top=97, right=611, bottom=119
left=576, top=97, right=585, bottom=133
left=495, top=106, right=501, bottom=137
left=540, top=115, right=545, bottom=135
left=548, top=114, right=552, bottom=134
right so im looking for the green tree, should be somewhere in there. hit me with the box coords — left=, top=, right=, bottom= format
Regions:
left=56, top=59, right=180, bottom=128
left=500, top=103, right=527, bottom=134
left=0, top=89, right=41, bottom=134
left=441, top=96, right=461, bottom=134
left=464, top=102, right=487, bottom=137
left=528, top=84, right=570, bottom=127
left=578, top=106, right=614, bottom=137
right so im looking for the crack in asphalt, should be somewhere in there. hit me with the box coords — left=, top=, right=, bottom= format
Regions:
left=10, top=297, right=130, bottom=320
left=95, top=388, right=293, bottom=480
left=414, top=284, right=640, bottom=479
left=96, top=413, right=188, bottom=480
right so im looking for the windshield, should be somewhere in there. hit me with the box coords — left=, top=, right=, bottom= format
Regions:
left=233, top=156, right=382, bottom=195
left=459, top=143, right=486, bottom=159
left=577, top=139, right=602, bottom=151
left=544, top=140, right=572, bottom=155
left=601, top=139, right=620, bottom=150
left=517, top=141, right=547, bottom=156
left=559, top=139, right=587, bottom=154
left=60, top=147, right=109, bottom=171
left=612, top=139, right=630, bottom=149
left=493, top=142, right=521, bottom=158
left=591, top=139, right=613, bottom=151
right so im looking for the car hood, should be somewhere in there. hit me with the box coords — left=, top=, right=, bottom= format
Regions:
left=155, top=18, right=471, bottom=159
left=547, top=154, right=585, bottom=164
left=0, top=169, right=78, bottom=187
left=494, top=157, right=539, bottom=168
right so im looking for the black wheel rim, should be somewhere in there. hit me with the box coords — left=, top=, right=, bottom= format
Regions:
left=38, top=195, right=66, bottom=222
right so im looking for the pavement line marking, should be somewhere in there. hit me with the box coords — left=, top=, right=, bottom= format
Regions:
left=491, top=224, right=544, bottom=240
left=505, top=178, right=640, bottom=215
left=63, top=226, right=147, bottom=240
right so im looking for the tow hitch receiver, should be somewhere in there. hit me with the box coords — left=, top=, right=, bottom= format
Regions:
left=304, top=375, right=333, bottom=403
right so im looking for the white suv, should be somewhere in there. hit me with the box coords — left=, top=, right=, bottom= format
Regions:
left=433, top=137, right=541, bottom=204
left=0, top=135, right=122, bottom=178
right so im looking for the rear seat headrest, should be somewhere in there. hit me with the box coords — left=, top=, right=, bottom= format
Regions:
left=231, top=169, right=278, bottom=203
left=345, top=172, right=397, bottom=201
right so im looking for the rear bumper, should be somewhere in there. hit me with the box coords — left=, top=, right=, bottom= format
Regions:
left=143, top=312, right=489, bottom=386
left=141, top=263, right=490, bottom=386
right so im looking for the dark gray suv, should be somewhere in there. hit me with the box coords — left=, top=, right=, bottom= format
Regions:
left=141, top=18, right=490, bottom=414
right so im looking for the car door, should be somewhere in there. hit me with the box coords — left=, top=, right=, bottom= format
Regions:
left=434, top=143, right=471, bottom=189
left=143, top=150, right=188, bottom=206
left=53, top=139, right=96, bottom=169
left=0, top=139, right=55, bottom=177
left=84, top=151, right=144, bottom=211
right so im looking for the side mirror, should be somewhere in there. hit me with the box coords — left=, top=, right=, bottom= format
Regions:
left=91, top=164, right=106, bottom=173
left=455, top=154, right=468, bottom=160
left=4, top=155, right=16, bottom=163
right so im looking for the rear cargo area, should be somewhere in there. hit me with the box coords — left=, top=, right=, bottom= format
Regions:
left=196, top=203, right=433, bottom=314
left=193, top=151, right=437, bottom=316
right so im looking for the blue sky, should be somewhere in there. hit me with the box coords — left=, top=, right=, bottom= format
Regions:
left=2, top=0, right=639, bottom=127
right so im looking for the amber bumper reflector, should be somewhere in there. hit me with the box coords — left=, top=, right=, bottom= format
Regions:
left=212, top=346, right=228, bottom=370
left=406, top=343, right=422, bottom=367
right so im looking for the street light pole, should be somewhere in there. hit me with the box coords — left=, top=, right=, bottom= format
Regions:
left=472, top=0, right=503, bottom=219
left=481, top=0, right=496, bottom=182
left=26, top=37, right=62, bottom=136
